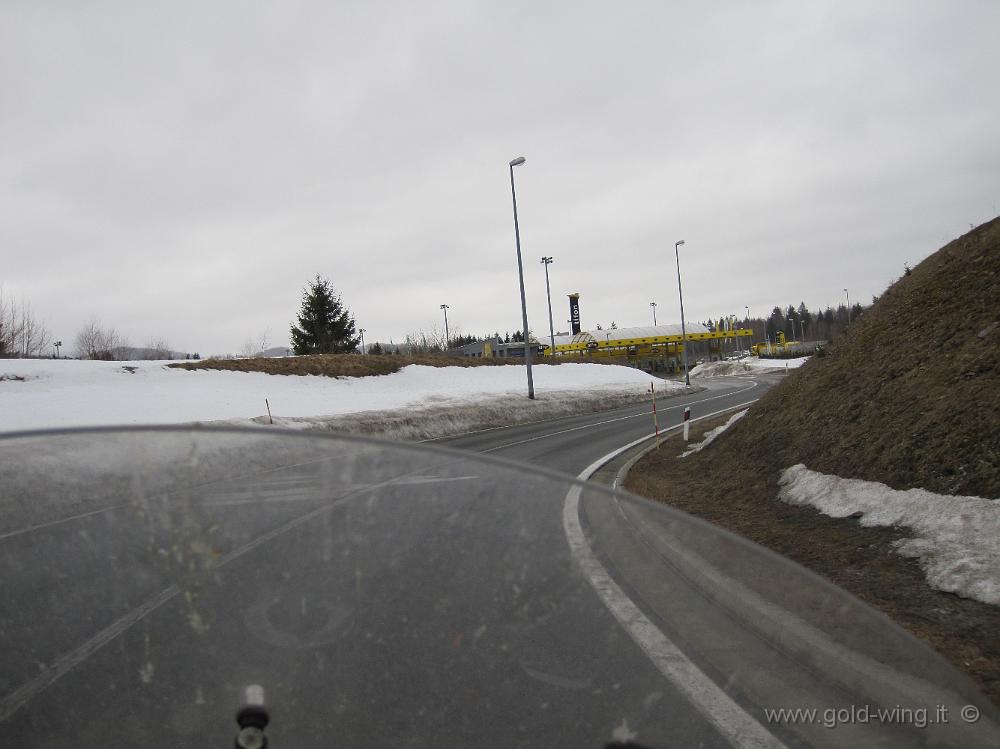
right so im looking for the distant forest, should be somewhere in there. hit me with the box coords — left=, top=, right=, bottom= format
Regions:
left=702, top=299, right=872, bottom=343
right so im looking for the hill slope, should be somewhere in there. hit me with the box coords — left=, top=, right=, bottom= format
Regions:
left=625, top=218, right=1000, bottom=702
left=718, top=217, right=999, bottom=498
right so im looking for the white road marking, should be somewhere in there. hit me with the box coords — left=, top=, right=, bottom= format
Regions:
left=478, top=380, right=758, bottom=454
left=562, top=403, right=787, bottom=749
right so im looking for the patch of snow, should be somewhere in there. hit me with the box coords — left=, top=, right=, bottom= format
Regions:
left=680, top=409, right=747, bottom=457
left=0, top=358, right=683, bottom=434
left=778, top=465, right=1000, bottom=606
left=689, top=356, right=810, bottom=378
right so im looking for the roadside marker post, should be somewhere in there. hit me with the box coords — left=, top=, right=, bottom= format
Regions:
left=650, top=382, right=660, bottom=450
left=265, top=398, right=273, bottom=425
left=683, top=406, right=691, bottom=442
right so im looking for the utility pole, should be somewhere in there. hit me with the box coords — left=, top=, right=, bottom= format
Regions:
left=650, top=301, right=657, bottom=326
left=541, top=257, right=556, bottom=356
left=674, top=239, right=690, bottom=386
left=440, top=304, right=450, bottom=350
left=508, top=156, right=534, bottom=399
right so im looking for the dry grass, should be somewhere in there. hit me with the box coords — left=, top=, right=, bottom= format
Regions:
left=709, top=217, right=1000, bottom=498
left=624, top=218, right=1000, bottom=704
left=169, top=353, right=603, bottom=378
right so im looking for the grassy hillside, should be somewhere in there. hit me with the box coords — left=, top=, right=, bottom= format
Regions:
left=625, top=218, right=1000, bottom=701
left=717, top=217, right=999, bottom=498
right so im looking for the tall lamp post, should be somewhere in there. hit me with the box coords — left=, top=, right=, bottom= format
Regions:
left=509, top=156, right=534, bottom=399
left=359, top=329, right=366, bottom=355
left=788, top=315, right=799, bottom=344
left=440, top=304, right=450, bottom=350
left=650, top=301, right=657, bottom=326
left=674, top=240, right=690, bottom=386
left=844, top=288, right=851, bottom=324
left=541, top=257, right=556, bottom=356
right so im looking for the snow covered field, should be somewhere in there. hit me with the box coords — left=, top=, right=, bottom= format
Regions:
left=689, top=356, right=810, bottom=378
left=779, top=465, right=999, bottom=605
left=0, top=358, right=678, bottom=435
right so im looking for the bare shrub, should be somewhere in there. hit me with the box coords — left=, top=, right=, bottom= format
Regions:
left=75, top=319, right=130, bottom=360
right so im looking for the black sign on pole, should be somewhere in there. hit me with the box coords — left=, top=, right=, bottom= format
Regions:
left=568, top=293, right=581, bottom=335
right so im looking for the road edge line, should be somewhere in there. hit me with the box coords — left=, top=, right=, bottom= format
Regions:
left=562, top=399, right=785, bottom=749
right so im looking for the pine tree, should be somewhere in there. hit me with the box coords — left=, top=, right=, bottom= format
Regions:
left=289, top=275, right=360, bottom=355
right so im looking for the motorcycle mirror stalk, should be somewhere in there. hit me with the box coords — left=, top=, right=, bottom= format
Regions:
left=235, top=684, right=270, bottom=749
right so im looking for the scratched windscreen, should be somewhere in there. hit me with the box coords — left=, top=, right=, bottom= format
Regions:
left=0, top=428, right=996, bottom=748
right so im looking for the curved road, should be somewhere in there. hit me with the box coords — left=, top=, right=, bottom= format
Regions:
left=430, top=375, right=766, bottom=474
left=0, top=374, right=996, bottom=748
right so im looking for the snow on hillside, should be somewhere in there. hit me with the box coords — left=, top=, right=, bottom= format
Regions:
left=779, top=464, right=1000, bottom=605
left=0, top=358, right=676, bottom=433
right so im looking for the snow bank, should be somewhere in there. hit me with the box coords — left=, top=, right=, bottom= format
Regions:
left=0, top=359, right=680, bottom=434
left=778, top=464, right=1000, bottom=605
left=680, top=409, right=747, bottom=457
left=689, top=356, right=810, bottom=378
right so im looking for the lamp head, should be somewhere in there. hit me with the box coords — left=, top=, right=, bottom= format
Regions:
left=509, top=156, right=526, bottom=167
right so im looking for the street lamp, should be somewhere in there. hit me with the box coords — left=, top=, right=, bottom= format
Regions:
left=509, top=156, right=534, bottom=399
left=674, top=239, right=690, bottom=386
left=844, top=288, right=851, bottom=324
left=787, top=316, right=799, bottom=344
left=359, top=329, right=366, bottom=354
left=541, top=257, right=556, bottom=357
left=650, top=301, right=657, bottom=326
left=440, top=304, right=450, bottom=350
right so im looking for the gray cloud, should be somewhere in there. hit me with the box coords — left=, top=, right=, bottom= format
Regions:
left=2, top=1, right=998, bottom=352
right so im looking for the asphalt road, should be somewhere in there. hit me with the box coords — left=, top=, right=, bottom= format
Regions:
left=1, top=375, right=996, bottom=748
left=430, top=374, right=768, bottom=475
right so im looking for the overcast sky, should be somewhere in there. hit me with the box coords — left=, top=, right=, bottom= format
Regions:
left=3, top=1, right=998, bottom=355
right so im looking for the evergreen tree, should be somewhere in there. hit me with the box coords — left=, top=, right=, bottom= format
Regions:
left=797, top=302, right=812, bottom=330
left=766, top=306, right=784, bottom=340
left=289, top=275, right=360, bottom=355
left=369, top=342, right=384, bottom=355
